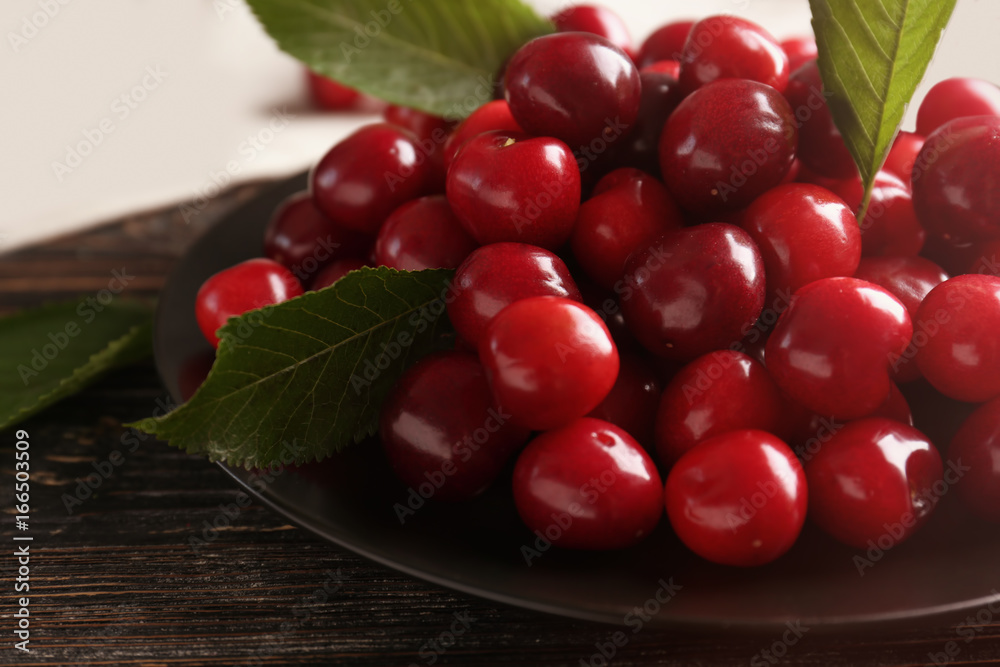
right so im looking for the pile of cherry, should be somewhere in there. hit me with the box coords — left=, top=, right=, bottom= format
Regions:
left=194, top=6, right=1000, bottom=567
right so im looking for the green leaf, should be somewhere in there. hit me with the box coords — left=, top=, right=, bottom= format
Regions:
left=246, top=0, right=553, bottom=118
left=130, top=267, right=455, bottom=469
left=809, top=0, right=956, bottom=219
left=0, top=301, right=153, bottom=431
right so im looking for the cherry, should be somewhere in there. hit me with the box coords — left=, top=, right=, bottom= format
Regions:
left=740, top=183, right=861, bottom=309
left=883, top=132, right=924, bottom=183
left=659, top=79, right=798, bottom=215
left=551, top=5, right=634, bottom=60
left=805, top=418, right=943, bottom=549
left=512, top=418, right=663, bottom=550
left=780, top=36, right=817, bottom=73
left=765, top=277, right=912, bottom=420
left=442, top=100, right=523, bottom=170
left=678, top=16, right=789, bottom=95
left=655, top=350, right=785, bottom=466
left=621, top=223, right=766, bottom=361
left=920, top=233, right=980, bottom=277
left=859, top=172, right=926, bottom=257
left=637, top=20, right=694, bottom=68
left=605, top=71, right=683, bottom=177
left=587, top=352, right=662, bottom=452
left=447, top=242, right=582, bottom=347
left=570, top=168, right=685, bottom=290
left=783, top=60, right=857, bottom=179
left=504, top=32, right=641, bottom=150
left=306, top=70, right=381, bottom=111
left=911, top=116, right=1000, bottom=243
left=967, top=238, right=1000, bottom=276
left=641, top=60, right=680, bottom=79
left=948, top=396, right=1000, bottom=522
left=379, top=351, right=530, bottom=502
left=383, top=105, right=455, bottom=145
left=913, top=274, right=1000, bottom=403
left=479, top=296, right=619, bottom=431
left=310, top=258, right=367, bottom=290
left=664, top=430, right=807, bottom=567
left=446, top=130, right=581, bottom=250
left=312, top=123, right=436, bottom=235
left=195, top=258, right=304, bottom=348
left=916, top=77, right=1000, bottom=138
left=263, top=191, right=369, bottom=279
left=373, top=195, right=477, bottom=271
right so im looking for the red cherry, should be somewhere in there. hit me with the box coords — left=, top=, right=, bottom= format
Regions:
left=479, top=296, right=619, bottom=431
left=948, top=396, right=1000, bottom=522
left=883, top=132, right=924, bottom=183
left=504, top=32, right=641, bottom=150
left=783, top=60, right=857, bottom=179
left=512, top=418, right=663, bottom=550
left=446, top=130, right=581, bottom=250
left=373, top=195, right=477, bottom=271
left=805, top=418, right=943, bottom=549
left=195, top=258, right=303, bottom=348
left=659, top=79, right=797, bottom=215
left=310, top=258, right=367, bottom=290
left=571, top=168, right=684, bottom=290
left=678, top=16, right=789, bottom=95
left=551, top=4, right=633, bottom=59
left=655, top=350, right=785, bottom=466
left=780, top=36, right=817, bottom=73
left=605, top=71, right=682, bottom=177
left=640, top=60, right=680, bottom=79
left=621, top=223, right=766, bottom=361
left=857, top=171, right=926, bottom=257
left=637, top=21, right=694, bottom=68
left=916, top=77, right=1000, bottom=138
left=765, top=277, right=912, bottom=420
left=448, top=242, right=582, bottom=347
left=383, top=105, right=455, bottom=145
left=442, top=100, right=523, bottom=170
left=664, top=430, right=807, bottom=567
left=379, top=351, right=530, bottom=501
left=966, top=238, right=1000, bottom=276
left=305, top=70, right=382, bottom=111
left=312, top=123, right=436, bottom=235
left=587, top=352, right=662, bottom=451
left=920, top=233, right=980, bottom=277
left=914, top=274, right=1000, bottom=403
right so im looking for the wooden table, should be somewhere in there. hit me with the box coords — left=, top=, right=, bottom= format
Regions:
left=3, top=185, right=1000, bottom=666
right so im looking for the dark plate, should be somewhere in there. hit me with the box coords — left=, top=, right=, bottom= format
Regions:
left=154, top=172, right=1000, bottom=630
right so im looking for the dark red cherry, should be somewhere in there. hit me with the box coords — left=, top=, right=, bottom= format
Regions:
left=448, top=242, right=582, bottom=347
left=512, top=418, right=663, bottom=550
left=967, top=238, right=1000, bottom=276
left=446, top=130, right=581, bottom=250
left=587, top=352, right=662, bottom=451
left=620, top=223, right=766, bottom=361
left=883, top=131, right=924, bottom=183
left=805, top=418, right=943, bottom=549
left=659, top=79, right=797, bottom=215
left=379, top=351, right=530, bottom=502
left=310, top=258, right=367, bottom=290
left=383, top=105, right=455, bottom=145
left=780, top=36, right=817, bottom=73
left=504, top=32, right=641, bottom=150
left=857, top=171, right=926, bottom=257
left=916, top=77, right=1000, bottom=138
left=640, top=60, right=680, bottom=79
left=679, top=15, right=789, bottom=95
left=306, top=69, right=383, bottom=111
left=373, top=195, right=477, bottom=271
left=637, top=20, right=694, bottom=68
left=551, top=4, right=633, bottom=59
left=664, top=430, right=807, bottom=567
left=605, top=71, right=683, bottom=177
left=948, top=396, right=1000, bottom=522
left=783, top=60, right=857, bottom=179
left=442, top=100, right=523, bottom=170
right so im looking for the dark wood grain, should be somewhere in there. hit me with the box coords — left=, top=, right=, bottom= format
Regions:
left=2, top=189, right=1000, bottom=667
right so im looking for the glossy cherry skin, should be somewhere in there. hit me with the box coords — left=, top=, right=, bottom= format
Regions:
left=379, top=351, right=530, bottom=502
left=665, top=430, right=807, bottom=567
left=766, top=277, right=913, bottom=420
left=605, top=71, right=682, bottom=177
left=479, top=297, right=619, bottom=431
left=854, top=256, right=949, bottom=383
left=805, top=418, right=943, bottom=549
left=783, top=60, right=857, bottom=179
left=949, top=396, right=1000, bottom=522
left=383, top=105, right=455, bottom=144
left=312, top=123, right=436, bottom=235
left=551, top=5, right=633, bottom=59
left=504, top=32, right=641, bottom=150
left=740, top=183, right=861, bottom=309
left=310, top=258, right=367, bottom=290
left=913, top=274, right=1000, bottom=403
left=263, top=191, right=370, bottom=279
left=512, top=418, right=663, bottom=550
left=912, top=116, right=1000, bottom=243
left=780, top=36, right=817, bottom=73
left=641, top=60, right=680, bottom=79
left=655, top=351, right=785, bottom=466
left=373, top=196, right=477, bottom=271
left=448, top=242, right=582, bottom=347
left=587, top=352, right=662, bottom=452
left=446, top=130, right=581, bottom=250
left=442, top=100, right=523, bottom=170
left=195, top=258, right=304, bottom=348
left=679, top=16, right=789, bottom=95
left=621, top=223, right=766, bottom=361
left=883, top=132, right=924, bottom=183
left=859, top=172, right=926, bottom=257
left=916, top=78, right=1000, bottom=138
left=659, top=79, right=798, bottom=215
left=637, top=20, right=694, bottom=68
left=571, top=168, right=685, bottom=290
